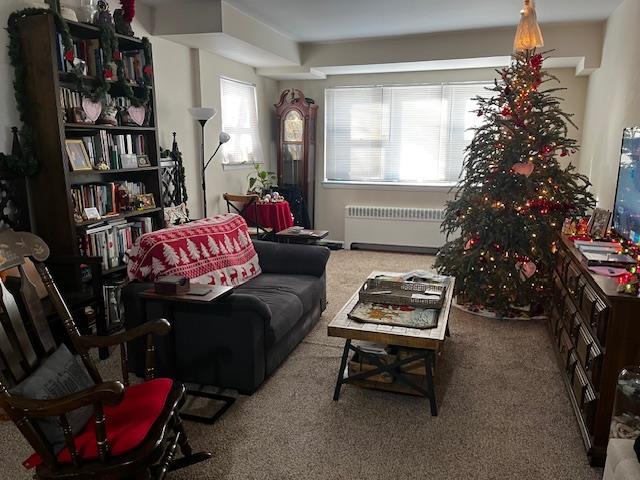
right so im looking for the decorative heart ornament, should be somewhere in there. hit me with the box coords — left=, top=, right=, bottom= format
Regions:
left=128, top=106, right=146, bottom=126
left=512, top=162, right=534, bottom=177
left=82, top=98, right=102, bottom=123
left=516, top=261, right=537, bottom=278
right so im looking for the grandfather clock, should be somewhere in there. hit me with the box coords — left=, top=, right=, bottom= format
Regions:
left=274, top=89, right=318, bottom=228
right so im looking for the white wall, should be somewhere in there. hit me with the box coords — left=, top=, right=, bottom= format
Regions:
left=280, top=67, right=588, bottom=240
left=579, top=0, right=640, bottom=209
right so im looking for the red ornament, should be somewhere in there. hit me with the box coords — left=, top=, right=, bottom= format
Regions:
left=560, top=149, right=569, bottom=157
left=64, top=50, right=74, bottom=62
left=120, top=0, right=136, bottom=23
left=530, top=53, right=544, bottom=70
left=103, top=69, right=113, bottom=80
left=143, top=65, right=153, bottom=77
left=501, top=106, right=512, bottom=117
left=541, top=145, right=553, bottom=154
left=113, top=50, right=122, bottom=61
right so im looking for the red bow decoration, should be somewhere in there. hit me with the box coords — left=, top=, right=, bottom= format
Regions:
left=113, top=50, right=122, bottom=61
left=143, top=65, right=153, bottom=77
left=529, top=53, right=544, bottom=70
left=64, top=50, right=74, bottom=62
left=103, top=69, right=113, bottom=80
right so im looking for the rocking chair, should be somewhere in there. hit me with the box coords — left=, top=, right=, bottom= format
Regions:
left=0, top=229, right=210, bottom=479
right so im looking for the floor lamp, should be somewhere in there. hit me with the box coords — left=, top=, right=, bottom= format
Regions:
left=189, top=107, right=216, bottom=218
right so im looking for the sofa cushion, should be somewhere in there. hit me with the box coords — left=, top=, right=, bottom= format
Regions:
left=238, top=284, right=304, bottom=346
left=239, top=273, right=322, bottom=314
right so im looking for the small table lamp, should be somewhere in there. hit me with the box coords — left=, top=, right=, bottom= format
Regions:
left=189, top=107, right=216, bottom=217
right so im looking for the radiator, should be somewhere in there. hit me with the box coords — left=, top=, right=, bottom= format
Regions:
left=344, top=205, right=448, bottom=251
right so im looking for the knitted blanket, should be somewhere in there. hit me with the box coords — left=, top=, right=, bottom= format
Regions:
left=127, top=213, right=261, bottom=286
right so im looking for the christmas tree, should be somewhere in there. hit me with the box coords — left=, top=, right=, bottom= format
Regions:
left=435, top=50, right=594, bottom=314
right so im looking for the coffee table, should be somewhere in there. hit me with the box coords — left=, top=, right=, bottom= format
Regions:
left=327, top=271, right=454, bottom=416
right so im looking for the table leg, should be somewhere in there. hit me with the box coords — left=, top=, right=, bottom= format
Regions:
left=333, top=339, right=351, bottom=401
left=425, top=351, right=438, bottom=416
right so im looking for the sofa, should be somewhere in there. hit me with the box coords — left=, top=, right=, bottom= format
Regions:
left=122, top=240, right=330, bottom=394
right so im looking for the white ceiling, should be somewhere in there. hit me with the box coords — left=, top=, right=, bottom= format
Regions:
left=220, top=0, right=622, bottom=42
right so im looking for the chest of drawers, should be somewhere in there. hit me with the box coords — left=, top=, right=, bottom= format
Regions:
left=549, top=235, right=640, bottom=466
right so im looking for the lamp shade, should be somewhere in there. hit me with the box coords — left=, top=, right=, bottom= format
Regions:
left=189, top=107, right=217, bottom=122
left=513, top=0, right=544, bottom=52
left=219, top=132, right=231, bottom=144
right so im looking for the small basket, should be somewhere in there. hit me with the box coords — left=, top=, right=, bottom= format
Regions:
left=359, top=278, right=446, bottom=309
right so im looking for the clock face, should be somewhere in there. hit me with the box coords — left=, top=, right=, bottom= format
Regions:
left=283, top=110, right=303, bottom=143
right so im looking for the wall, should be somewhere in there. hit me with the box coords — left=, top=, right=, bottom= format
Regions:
left=579, top=0, right=640, bottom=208
left=0, top=1, right=277, bottom=219
left=280, top=67, right=588, bottom=240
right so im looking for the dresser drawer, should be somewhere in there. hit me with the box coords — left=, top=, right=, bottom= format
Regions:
left=572, top=362, right=597, bottom=430
left=559, top=328, right=575, bottom=371
left=556, top=247, right=571, bottom=280
left=575, top=323, right=603, bottom=390
left=566, top=262, right=584, bottom=303
left=562, top=297, right=580, bottom=340
left=580, top=284, right=609, bottom=346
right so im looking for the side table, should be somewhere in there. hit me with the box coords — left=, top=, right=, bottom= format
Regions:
left=140, top=285, right=235, bottom=424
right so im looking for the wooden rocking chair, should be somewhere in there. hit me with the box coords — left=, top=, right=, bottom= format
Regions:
left=0, top=229, right=211, bottom=479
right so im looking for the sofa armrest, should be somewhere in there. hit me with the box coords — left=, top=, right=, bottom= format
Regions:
left=253, top=240, right=330, bottom=277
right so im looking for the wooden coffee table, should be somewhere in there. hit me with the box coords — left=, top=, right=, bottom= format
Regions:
left=327, top=271, right=454, bottom=416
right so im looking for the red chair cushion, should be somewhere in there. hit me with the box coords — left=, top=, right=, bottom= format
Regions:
left=23, top=378, right=174, bottom=469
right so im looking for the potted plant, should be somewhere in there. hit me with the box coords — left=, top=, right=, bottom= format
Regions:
left=247, top=163, right=277, bottom=197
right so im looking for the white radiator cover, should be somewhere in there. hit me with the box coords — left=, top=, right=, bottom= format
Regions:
left=344, top=205, right=449, bottom=250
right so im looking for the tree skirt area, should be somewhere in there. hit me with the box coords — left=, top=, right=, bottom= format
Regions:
left=453, top=298, right=547, bottom=321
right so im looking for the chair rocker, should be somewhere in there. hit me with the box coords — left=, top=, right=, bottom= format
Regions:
left=0, top=229, right=211, bottom=479
left=223, top=193, right=274, bottom=240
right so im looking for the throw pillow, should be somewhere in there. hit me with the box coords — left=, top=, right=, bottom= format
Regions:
left=127, top=213, right=261, bottom=286
left=11, top=344, right=95, bottom=454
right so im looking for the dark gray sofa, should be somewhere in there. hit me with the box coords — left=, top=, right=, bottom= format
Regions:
left=122, top=240, right=330, bottom=394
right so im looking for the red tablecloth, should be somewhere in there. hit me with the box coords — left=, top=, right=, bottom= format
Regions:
left=242, top=201, right=294, bottom=232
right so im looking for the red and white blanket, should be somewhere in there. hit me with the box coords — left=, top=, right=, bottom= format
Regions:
left=127, top=213, right=261, bottom=286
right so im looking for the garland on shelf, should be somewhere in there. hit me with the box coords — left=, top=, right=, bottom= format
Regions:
left=2, top=7, right=154, bottom=175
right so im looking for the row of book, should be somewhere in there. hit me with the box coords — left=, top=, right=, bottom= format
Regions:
left=72, top=181, right=148, bottom=219
left=79, top=132, right=148, bottom=170
left=78, top=217, right=154, bottom=270
left=56, top=34, right=148, bottom=84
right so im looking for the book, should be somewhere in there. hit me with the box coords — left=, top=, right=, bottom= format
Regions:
left=582, top=251, right=636, bottom=266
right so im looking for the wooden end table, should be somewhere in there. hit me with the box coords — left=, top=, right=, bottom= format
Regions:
left=327, top=272, right=454, bottom=416
left=275, top=227, right=329, bottom=244
left=140, top=285, right=235, bottom=424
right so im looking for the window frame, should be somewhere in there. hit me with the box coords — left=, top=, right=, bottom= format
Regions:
left=219, top=76, right=263, bottom=169
left=323, top=81, right=491, bottom=188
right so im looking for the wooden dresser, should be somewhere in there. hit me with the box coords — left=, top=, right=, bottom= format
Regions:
left=549, top=235, right=640, bottom=466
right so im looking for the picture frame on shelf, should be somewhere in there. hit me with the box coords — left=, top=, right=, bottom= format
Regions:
left=65, top=139, right=92, bottom=171
left=588, top=208, right=612, bottom=239
left=83, top=207, right=101, bottom=220
left=136, top=193, right=156, bottom=210
left=137, top=154, right=151, bottom=167
left=121, top=153, right=138, bottom=169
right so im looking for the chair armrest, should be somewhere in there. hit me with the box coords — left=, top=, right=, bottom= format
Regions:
left=6, top=381, right=125, bottom=418
left=76, top=318, right=171, bottom=349
left=252, top=241, right=330, bottom=277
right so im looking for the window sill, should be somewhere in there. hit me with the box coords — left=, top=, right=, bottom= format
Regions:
left=321, top=180, right=459, bottom=192
left=222, top=162, right=262, bottom=172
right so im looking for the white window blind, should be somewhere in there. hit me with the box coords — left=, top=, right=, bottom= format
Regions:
left=324, top=82, right=490, bottom=185
left=220, top=77, right=262, bottom=165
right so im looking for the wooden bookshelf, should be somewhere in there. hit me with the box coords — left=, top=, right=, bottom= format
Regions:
left=14, top=14, right=165, bottom=358
left=16, top=14, right=164, bottom=275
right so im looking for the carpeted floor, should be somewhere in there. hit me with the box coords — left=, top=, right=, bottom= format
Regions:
left=0, top=249, right=602, bottom=479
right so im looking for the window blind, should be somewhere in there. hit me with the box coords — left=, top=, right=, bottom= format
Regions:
left=220, top=77, right=262, bottom=165
left=324, top=82, right=490, bottom=184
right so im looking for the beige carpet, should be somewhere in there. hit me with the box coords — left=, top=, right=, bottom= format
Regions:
left=0, top=249, right=602, bottom=479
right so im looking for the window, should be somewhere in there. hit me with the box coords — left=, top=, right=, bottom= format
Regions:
left=220, top=77, right=262, bottom=166
left=324, top=82, right=490, bottom=185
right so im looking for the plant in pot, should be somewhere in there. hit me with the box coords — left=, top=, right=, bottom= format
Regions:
left=247, top=163, right=277, bottom=197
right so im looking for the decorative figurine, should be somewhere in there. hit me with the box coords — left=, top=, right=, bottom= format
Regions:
left=94, top=0, right=114, bottom=28
left=114, top=0, right=135, bottom=36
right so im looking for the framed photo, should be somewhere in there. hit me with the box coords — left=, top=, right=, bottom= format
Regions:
left=137, top=155, right=151, bottom=167
left=136, top=193, right=156, bottom=210
left=65, top=139, right=92, bottom=171
left=83, top=207, right=101, bottom=220
left=589, top=208, right=612, bottom=239
left=121, top=154, right=138, bottom=169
